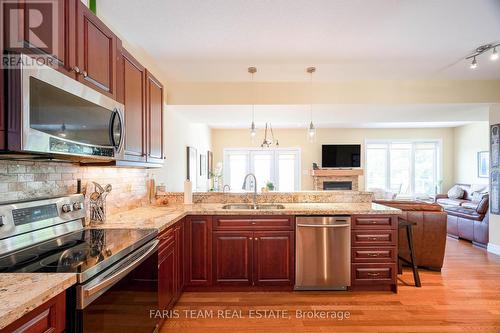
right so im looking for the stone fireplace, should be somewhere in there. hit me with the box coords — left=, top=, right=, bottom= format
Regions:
left=311, top=169, right=363, bottom=191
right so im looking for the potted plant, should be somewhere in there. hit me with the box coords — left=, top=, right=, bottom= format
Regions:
left=266, top=181, right=275, bottom=191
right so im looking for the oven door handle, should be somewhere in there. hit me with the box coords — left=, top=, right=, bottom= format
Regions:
left=81, top=240, right=159, bottom=301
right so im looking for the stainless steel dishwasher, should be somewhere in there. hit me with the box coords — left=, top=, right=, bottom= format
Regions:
left=295, top=216, right=351, bottom=290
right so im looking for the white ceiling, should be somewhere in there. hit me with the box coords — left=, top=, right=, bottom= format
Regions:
left=98, top=0, right=500, bottom=82
left=169, top=103, right=489, bottom=128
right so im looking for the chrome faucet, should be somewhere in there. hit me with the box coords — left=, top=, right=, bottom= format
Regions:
left=242, top=173, right=258, bottom=209
left=222, top=184, right=231, bottom=193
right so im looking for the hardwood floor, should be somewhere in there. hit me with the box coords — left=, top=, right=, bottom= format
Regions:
left=161, top=238, right=500, bottom=333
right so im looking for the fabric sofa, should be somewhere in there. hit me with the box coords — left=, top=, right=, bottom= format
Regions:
left=374, top=200, right=447, bottom=271
left=435, top=184, right=489, bottom=248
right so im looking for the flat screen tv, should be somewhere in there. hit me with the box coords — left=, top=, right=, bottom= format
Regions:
left=322, top=145, right=361, bottom=168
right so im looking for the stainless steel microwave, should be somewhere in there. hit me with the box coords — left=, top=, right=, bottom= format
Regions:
left=5, top=54, right=124, bottom=161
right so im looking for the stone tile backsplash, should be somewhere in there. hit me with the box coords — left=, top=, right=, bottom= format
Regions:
left=0, top=160, right=150, bottom=215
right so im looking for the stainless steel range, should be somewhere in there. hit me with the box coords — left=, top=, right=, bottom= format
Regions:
left=0, top=195, right=159, bottom=333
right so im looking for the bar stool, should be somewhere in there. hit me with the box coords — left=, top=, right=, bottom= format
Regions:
left=398, top=217, right=421, bottom=287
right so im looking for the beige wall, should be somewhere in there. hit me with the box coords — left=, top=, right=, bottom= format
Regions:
left=489, top=105, right=500, bottom=254
left=212, top=127, right=455, bottom=192
left=453, top=122, right=490, bottom=186
left=168, top=80, right=500, bottom=105
left=151, top=110, right=212, bottom=192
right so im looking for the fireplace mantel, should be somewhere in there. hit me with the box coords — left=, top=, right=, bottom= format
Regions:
left=311, top=169, right=364, bottom=177
left=311, top=169, right=364, bottom=191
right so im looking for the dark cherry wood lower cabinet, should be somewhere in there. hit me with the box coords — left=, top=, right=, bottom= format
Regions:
left=157, top=219, right=184, bottom=328
left=0, top=291, right=65, bottom=333
left=158, top=241, right=176, bottom=312
left=213, top=231, right=254, bottom=286
left=211, top=217, right=295, bottom=289
left=184, top=216, right=213, bottom=287
left=350, top=215, right=398, bottom=292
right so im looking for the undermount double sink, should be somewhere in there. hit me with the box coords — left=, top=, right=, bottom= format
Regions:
left=221, top=203, right=286, bottom=210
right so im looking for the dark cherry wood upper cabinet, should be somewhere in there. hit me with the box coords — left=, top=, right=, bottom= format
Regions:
left=145, top=70, right=164, bottom=163
left=118, top=46, right=146, bottom=161
left=2, top=0, right=76, bottom=77
left=253, top=231, right=294, bottom=286
left=76, top=0, right=118, bottom=99
left=0, top=291, right=66, bottom=333
left=213, top=231, right=253, bottom=286
left=185, top=216, right=212, bottom=286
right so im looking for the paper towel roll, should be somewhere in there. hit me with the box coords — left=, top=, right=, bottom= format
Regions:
left=184, top=180, right=193, bottom=204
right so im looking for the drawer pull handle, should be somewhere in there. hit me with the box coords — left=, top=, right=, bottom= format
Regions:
left=367, top=272, right=381, bottom=277
left=367, top=253, right=380, bottom=257
left=369, top=237, right=379, bottom=240
left=371, top=221, right=377, bottom=224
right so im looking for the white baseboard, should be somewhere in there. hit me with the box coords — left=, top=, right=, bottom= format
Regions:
left=487, top=243, right=500, bottom=256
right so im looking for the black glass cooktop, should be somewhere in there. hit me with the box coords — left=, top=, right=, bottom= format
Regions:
left=0, top=228, right=157, bottom=282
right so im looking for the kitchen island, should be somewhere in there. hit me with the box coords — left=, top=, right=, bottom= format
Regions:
left=0, top=202, right=400, bottom=330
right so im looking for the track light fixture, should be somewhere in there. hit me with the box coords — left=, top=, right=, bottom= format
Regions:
left=470, top=57, right=478, bottom=69
left=491, top=47, right=498, bottom=61
left=466, top=43, right=499, bottom=69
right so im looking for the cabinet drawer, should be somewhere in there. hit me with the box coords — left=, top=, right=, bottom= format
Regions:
left=213, top=216, right=294, bottom=230
left=352, top=216, right=396, bottom=229
left=351, top=247, right=396, bottom=263
left=352, top=230, right=397, bottom=246
left=158, top=228, right=174, bottom=252
left=351, top=263, right=396, bottom=285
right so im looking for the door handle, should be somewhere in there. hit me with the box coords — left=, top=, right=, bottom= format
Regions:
left=77, top=240, right=158, bottom=308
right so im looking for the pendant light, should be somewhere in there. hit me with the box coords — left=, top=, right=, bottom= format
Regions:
left=307, top=66, right=317, bottom=143
left=248, top=67, right=257, bottom=142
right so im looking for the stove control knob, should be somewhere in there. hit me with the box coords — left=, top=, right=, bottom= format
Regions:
left=62, top=204, right=73, bottom=213
left=73, top=202, right=84, bottom=211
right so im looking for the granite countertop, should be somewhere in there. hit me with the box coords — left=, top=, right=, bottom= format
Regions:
left=100, top=202, right=401, bottom=232
left=0, top=273, right=76, bottom=330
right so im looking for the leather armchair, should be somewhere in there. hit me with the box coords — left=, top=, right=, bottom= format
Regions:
left=374, top=200, right=447, bottom=271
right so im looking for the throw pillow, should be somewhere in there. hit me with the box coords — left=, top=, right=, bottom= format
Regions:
left=472, top=191, right=487, bottom=203
left=447, top=185, right=464, bottom=199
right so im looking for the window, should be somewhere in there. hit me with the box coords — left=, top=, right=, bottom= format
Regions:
left=365, top=140, right=441, bottom=196
left=223, top=148, right=301, bottom=191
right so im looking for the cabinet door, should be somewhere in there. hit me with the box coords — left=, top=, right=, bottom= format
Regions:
left=76, top=1, right=117, bottom=98
left=213, top=231, right=253, bottom=286
left=158, top=243, right=175, bottom=312
left=120, top=48, right=146, bottom=161
left=253, top=231, right=294, bottom=286
left=145, top=70, right=164, bottom=163
left=2, top=0, right=76, bottom=77
left=185, top=216, right=212, bottom=286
